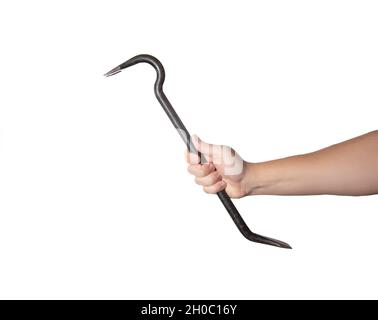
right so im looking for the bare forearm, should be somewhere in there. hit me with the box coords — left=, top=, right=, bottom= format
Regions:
left=247, top=131, right=378, bottom=196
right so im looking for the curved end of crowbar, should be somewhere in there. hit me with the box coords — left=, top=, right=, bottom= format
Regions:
left=104, top=54, right=164, bottom=78
left=245, top=232, right=292, bottom=249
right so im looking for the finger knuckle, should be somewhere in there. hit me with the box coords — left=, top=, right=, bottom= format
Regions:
left=204, top=164, right=214, bottom=175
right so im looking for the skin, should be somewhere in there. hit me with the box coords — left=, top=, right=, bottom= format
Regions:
left=186, top=131, right=378, bottom=198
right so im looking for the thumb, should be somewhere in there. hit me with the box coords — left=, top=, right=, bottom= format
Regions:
left=192, top=135, right=216, bottom=160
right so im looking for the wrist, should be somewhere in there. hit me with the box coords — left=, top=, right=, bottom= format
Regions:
left=242, top=162, right=260, bottom=196
left=243, top=161, right=277, bottom=196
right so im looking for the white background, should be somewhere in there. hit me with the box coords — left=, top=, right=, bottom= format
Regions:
left=0, top=0, right=377, bottom=299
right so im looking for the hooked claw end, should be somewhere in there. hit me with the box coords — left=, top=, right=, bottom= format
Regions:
left=104, top=66, right=122, bottom=77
